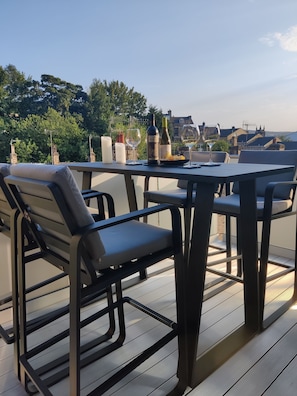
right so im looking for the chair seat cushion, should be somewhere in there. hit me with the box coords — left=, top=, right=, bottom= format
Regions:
left=97, top=220, right=173, bottom=270
left=213, top=194, right=292, bottom=217
left=144, top=189, right=195, bottom=207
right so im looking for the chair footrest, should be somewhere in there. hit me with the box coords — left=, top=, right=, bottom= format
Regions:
left=0, top=325, right=15, bottom=344
left=19, top=295, right=178, bottom=395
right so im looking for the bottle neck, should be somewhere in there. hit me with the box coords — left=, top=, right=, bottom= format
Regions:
left=150, top=113, right=156, bottom=127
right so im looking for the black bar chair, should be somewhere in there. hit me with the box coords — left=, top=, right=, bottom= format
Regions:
left=211, top=150, right=297, bottom=329
left=0, top=164, right=68, bottom=345
left=0, top=162, right=115, bottom=383
left=6, top=163, right=186, bottom=396
left=143, top=151, right=230, bottom=272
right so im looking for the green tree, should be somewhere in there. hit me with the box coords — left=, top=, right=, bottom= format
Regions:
left=13, top=139, right=42, bottom=163
left=147, top=105, right=163, bottom=130
left=104, top=80, right=147, bottom=118
left=212, top=139, right=230, bottom=152
left=0, top=64, right=32, bottom=119
left=0, top=128, right=12, bottom=163
left=12, top=109, right=88, bottom=163
left=85, top=79, right=111, bottom=136
left=40, top=74, right=87, bottom=116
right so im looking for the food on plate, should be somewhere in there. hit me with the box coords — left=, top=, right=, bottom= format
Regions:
left=165, top=154, right=186, bottom=161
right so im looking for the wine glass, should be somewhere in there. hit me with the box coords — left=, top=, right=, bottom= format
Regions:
left=203, top=124, right=220, bottom=164
left=181, top=124, right=200, bottom=167
left=126, top=128, right=141, bottom=165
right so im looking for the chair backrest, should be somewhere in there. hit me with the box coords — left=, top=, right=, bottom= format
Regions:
left=177, top=151, right=229, bottom=189
left=232, top=150, right=297, bottom=199
left=6, top=164, right=106, bottom=285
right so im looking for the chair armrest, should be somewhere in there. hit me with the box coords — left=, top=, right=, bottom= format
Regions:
left=263, top=180, right=297, bottom=218
left=83, top=203, right=180, bottom=233
left=264, top=180, right=297, bottom=200
left=81, top=189, right=115, bottom=219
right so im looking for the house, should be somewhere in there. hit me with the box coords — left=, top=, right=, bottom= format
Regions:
left=165, top=110, right=194, bottom=141
left=164, top=113, right=287, bottom=152
left=220, top=127, right=247, bottom=143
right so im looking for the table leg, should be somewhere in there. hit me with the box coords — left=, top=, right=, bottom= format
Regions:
left=239, top=179, right=259, bottom=330
left=185, top=179, right=259, bottom=388
left=124, top=174, right=138, bottom=212
left=81, top=171, right=92, bottom=191
left=185, top=182, right=215, bottom=385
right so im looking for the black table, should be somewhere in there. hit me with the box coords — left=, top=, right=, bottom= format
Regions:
left=68, top=161, right=293, bottom=390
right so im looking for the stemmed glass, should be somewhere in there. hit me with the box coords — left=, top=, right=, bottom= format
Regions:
left=126, top=128, right=141, bottom=165
left=181, top=124, right=200, bottom=168
left=203, top=124, right=220, bottom=165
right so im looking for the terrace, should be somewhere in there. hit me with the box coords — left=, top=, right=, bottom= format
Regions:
left=1, top=157, right=296, bottom=395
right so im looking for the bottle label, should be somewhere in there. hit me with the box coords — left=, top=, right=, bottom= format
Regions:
left=147, top=135, right=159, bottom=162
left=160, top=144, right=172, bottom=159
left=148, top=135, right=159, bottom=143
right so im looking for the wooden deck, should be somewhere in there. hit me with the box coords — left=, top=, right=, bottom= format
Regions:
left=0, top=248, right=296, bottom=396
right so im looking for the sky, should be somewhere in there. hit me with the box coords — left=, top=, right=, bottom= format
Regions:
left=1, top=0, right=297, bottom=132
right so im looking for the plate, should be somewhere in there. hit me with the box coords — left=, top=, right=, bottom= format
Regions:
left=160, top=159, right=189, bottom=166
left=200, top=162, right=221, bottom=167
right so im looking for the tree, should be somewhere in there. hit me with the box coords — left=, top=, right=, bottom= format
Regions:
left=10, top=109, right=88, bottom=163
left=147, top=105, right=163, bottom=130
left=13, top=139, right=41, bottom=163
left=0, top=64, right=32, bottom=119
left=40, top=74, right=87, bottom=116
left=0, top=128, right=12, bottom=163
left=85, top=79, right=111, bottom=136
left=104, top=80, right=147, bottom=118
left=127, top=90, right=147, bottom=118
left=0, top=64, right=166, bottom=163
left=212, top=139, right=230, bottom=152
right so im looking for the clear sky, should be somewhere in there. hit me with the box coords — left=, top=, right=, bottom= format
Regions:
left=1, top=0, right=297, bottom=131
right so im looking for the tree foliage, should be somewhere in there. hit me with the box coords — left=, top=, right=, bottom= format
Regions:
left=0, top=64, right=163, bottom=163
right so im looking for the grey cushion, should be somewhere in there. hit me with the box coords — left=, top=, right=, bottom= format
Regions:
left=10, top=164, right=106, bottom=260
left=145, top=188, right=196, bottom=206
left=213, top=194, right=292, bottom=217
left=98, top=220, right=173, bottom=269
left=232, top=150, right=297, bottom=199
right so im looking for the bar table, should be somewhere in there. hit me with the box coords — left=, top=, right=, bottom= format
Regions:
left=68, top=160, right=293, bottom=390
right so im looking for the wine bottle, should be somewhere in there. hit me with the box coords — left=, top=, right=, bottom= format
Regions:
left=116, top=131, right=125, bottom=143
left=160, top=117, right=171, bottom=159
left=146, top=113, right=160, bottom=165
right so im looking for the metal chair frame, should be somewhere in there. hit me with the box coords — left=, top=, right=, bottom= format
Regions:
left=0, top=164, right=115, bottom=383
left=6, top=171, right=186, bottom=396
left=143, top=151, right=231, bottom=283
left=211, top=150, right=297, bottom=329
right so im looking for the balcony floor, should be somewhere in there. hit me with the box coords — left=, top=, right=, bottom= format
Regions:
left=0, top=247, right=296, bottom=395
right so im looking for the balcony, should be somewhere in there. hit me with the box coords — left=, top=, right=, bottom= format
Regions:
left=0, top=163, right=296, bottom=395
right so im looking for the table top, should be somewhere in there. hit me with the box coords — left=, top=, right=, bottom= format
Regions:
left=68, top=161, right=294, bottom=184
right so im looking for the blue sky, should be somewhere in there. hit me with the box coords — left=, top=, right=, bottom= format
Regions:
left=1, top=0, right=297, bottom=131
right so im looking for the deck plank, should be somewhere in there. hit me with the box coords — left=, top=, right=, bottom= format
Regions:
left=0, top=256, right=296, bottom=395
